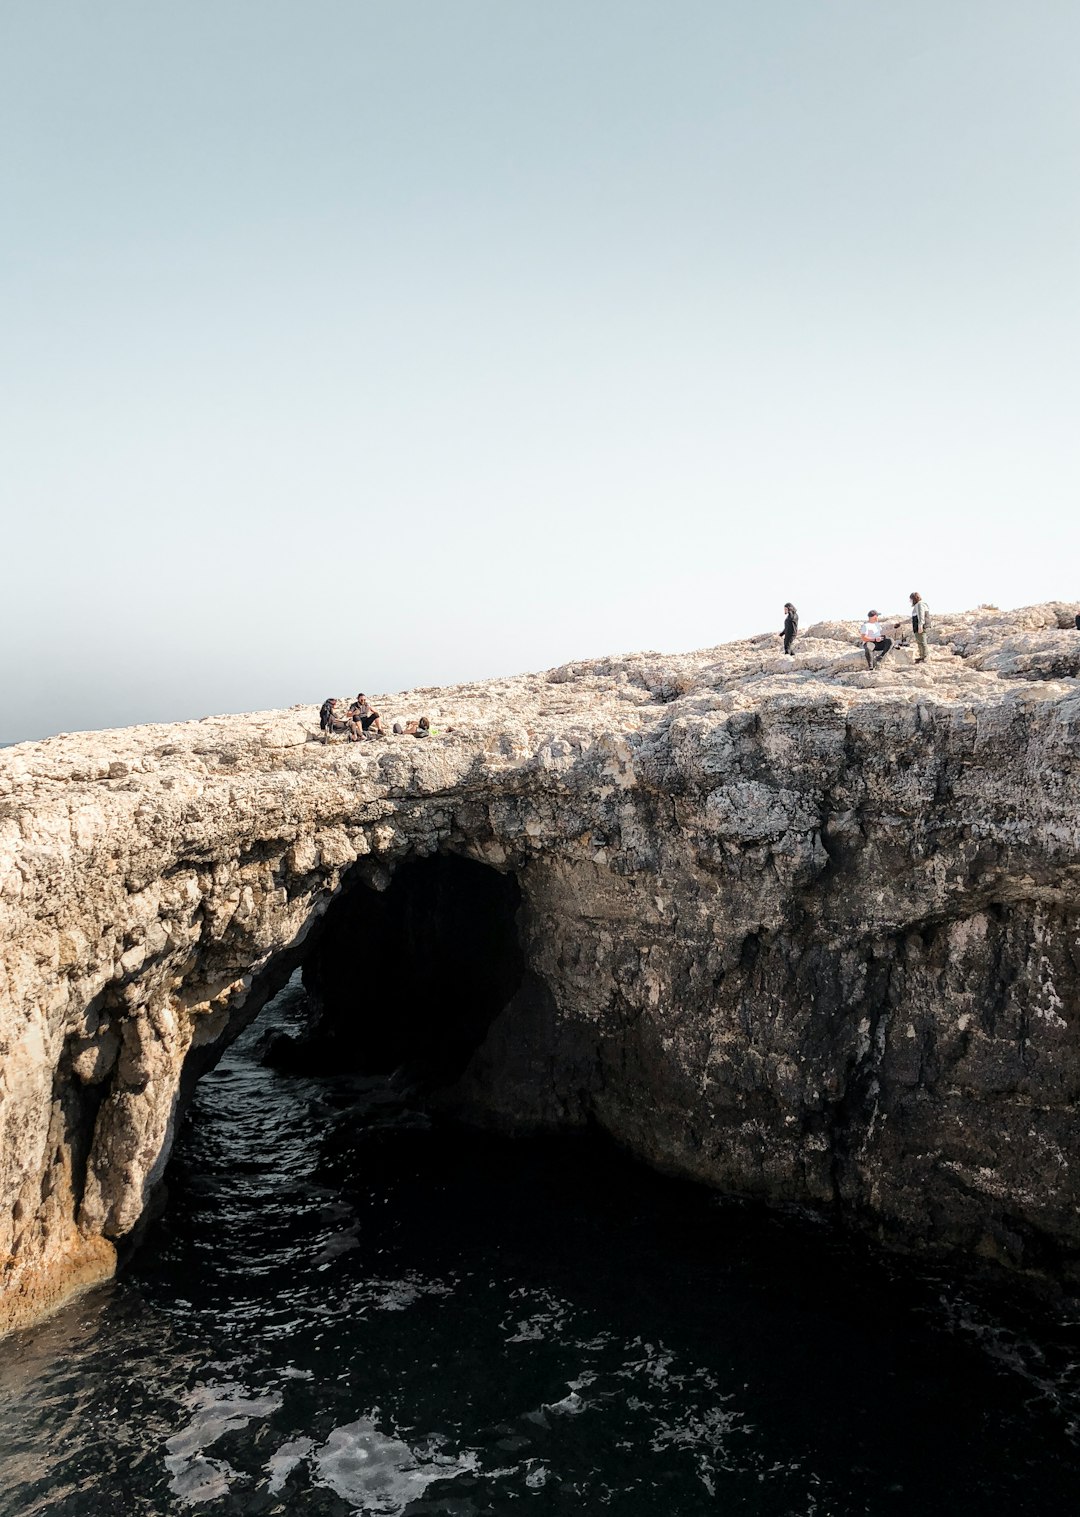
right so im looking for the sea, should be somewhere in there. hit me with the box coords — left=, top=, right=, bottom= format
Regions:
left=0, top=975, right=1078, bottom=1516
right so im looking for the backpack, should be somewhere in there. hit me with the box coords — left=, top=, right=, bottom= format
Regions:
left=319, top=698, right=337, bottom=730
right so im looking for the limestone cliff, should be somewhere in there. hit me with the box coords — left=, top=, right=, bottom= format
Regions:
left=2, top=603, right=1079, bottom=1335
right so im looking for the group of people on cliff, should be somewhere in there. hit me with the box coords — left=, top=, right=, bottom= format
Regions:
left=318, top=694, right=434, bottom=744
left=323, top=598, right=937, bottom=745
left=779, top=593, right=931, bottom=670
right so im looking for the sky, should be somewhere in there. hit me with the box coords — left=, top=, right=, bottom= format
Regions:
left=1, top=1, right=1077, bottom=742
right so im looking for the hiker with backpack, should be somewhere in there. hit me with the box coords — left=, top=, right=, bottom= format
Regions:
left=780, top=603, right=799, bottom=656
left=909, top=592, right=931, bottom=662
left=319, top=697, right=348, bottom=743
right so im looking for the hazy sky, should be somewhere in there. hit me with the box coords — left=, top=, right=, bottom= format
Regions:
left=2, top=1, right=1077, bottom=741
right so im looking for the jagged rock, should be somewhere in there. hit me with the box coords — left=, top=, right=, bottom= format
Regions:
left=1, top=602, right=1079, bottom=1333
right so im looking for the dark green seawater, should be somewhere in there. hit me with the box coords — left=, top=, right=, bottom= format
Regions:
left=1, top=976, right=1079, bottom=1515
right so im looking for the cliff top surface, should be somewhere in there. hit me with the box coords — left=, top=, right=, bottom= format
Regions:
left=3, top=603, right=1078, bottom=803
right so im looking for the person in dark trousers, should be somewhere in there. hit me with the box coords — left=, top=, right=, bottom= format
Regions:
left=781, top=603, right=799, bottom=656
left=348, top=693, right=384, bottom=739
left=319, top=697, right=347, bottom=743
left=909, top=592, right=931, bottom=662
left=860, top=610, right=893, bottom=670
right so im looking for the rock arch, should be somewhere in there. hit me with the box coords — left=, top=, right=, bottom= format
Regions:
left=3, top=603, right=1080, bottom=1334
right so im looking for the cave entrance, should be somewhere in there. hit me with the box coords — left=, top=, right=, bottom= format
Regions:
left=298, top=853, right=525, bottom=1082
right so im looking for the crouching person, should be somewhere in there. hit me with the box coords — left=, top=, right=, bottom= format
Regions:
left=860, top=610, right=893, bottom=670
left=348, top=693, right=384, bottom=739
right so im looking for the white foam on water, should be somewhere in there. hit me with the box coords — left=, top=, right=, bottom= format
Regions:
left=502, top=1286, right=573, bottom=1343
left=351, top=1271, right=456, bottom=1314
left=163, top=1454, right=238, bottom=1503
left=313, top=1416, right=479, bottom=1514
left=163, top=1381, right=283, bottom=1502
left=266, top=1436, right=316, bottom=1495
left=546, top=1390, right=586, bottom=1416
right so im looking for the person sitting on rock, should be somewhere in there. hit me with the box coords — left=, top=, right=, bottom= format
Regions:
left=348, top=693, right=384, bottom=739
left=780, top=603, right=799, bottom=656
left=860, top=610, right=894, bottom=670
left=319, top=697, right=348, bottom=743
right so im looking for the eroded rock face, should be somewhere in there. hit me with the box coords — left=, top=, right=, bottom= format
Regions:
left=2, top=603, right=1079, bottom=1333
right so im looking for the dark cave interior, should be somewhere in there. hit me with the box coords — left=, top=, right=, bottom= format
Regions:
left=295, top=853, right=526, bottom=1082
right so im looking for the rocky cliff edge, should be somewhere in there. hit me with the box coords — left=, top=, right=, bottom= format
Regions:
left=2, top=602, right=1079, bottom=1335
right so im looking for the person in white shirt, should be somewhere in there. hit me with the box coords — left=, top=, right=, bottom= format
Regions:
left=860, top=610, right=894, bottom=670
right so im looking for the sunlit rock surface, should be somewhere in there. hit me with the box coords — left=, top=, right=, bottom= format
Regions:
left=2, top=601, right=1079, bottom=1333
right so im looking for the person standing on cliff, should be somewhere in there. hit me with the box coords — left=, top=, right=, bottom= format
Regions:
left=781, top=603, right=799, bottom=656
left=860, top=610, right=893, bottom=670
left=909, top=592, right=931, bottom=662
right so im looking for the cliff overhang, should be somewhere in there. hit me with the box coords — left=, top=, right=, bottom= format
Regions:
left=2, top=602, right=1079, bottom=1334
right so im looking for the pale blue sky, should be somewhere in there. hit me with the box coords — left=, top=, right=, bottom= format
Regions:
left=2, top=1, right=1077, bottom=741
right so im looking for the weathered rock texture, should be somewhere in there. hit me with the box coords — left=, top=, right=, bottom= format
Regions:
left=2, top=603, right=1079, bottom=1334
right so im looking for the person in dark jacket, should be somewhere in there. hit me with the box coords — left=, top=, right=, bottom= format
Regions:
left=319, top=697, right=347, bottom=744
left=780, top=603, right=798, bottom=656
left=909, top=592, right=931, bottom=662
